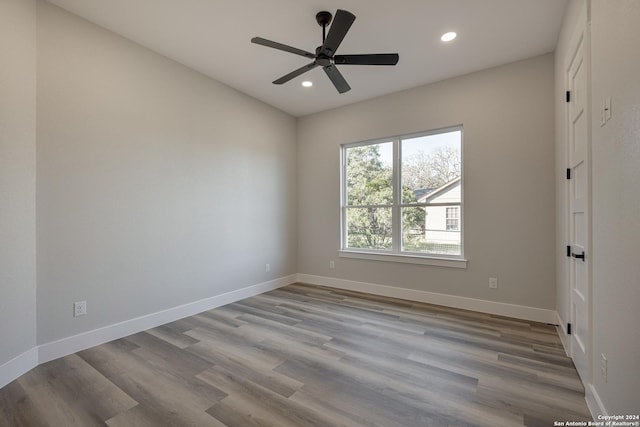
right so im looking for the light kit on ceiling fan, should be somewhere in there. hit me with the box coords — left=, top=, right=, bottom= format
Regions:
left=251, top=9, right=399, bottom=94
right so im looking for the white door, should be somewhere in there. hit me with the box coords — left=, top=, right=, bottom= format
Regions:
left=567, top=21, right=590, bottom=384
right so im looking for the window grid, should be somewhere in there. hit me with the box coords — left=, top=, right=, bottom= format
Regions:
left=446, top=207, right=460, bottom=231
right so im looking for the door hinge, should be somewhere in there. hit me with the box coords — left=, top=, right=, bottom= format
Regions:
left=567, top=245, right=571, bottom=257
left=566, top=91, right=571, bottom=103
left=567, top=323, right=572, bottom=335
left=566, top=168, right=571, bottom=180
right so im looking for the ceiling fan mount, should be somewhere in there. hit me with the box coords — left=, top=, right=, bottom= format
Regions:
left=251, top=9, right=399, bottom=94
left=315, top=11, right=333, bottom=28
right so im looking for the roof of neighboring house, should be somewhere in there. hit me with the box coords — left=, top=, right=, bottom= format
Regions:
left=417, top=177, right=461, bottom=203
left=413, top=188, right=434, bottom=201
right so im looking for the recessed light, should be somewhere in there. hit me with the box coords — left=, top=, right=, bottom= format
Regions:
left=302, top=81, right=313, bottom=87
left=441, top=32, right=457, bottom=42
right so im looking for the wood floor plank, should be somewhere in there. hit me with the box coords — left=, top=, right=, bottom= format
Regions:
left=0, top=381, right=49, bottom=427
left=125, top=332, right=212, bottom=378
left=0, top=283, right=592, bottom=426
left=200, top=366, right=335, bottom=427
left=77, top=340, right=227, bottom=420
left=186, top=341, right=304, bottom=398
left=145, top=323, right=201, bottom=349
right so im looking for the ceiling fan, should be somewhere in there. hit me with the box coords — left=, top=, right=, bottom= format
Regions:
left=251, top=9, right=399, bottom=94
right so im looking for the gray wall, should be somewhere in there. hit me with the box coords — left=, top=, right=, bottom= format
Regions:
left=297, top=54, right=556, bottom=310
left=0, top=0, right=37, bottom=364
left=589, top=0, right=640, bottom=414
left=36, top=1, right=297, bottom=344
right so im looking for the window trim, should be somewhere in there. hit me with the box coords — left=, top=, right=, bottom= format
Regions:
left=340, top=125, right=465, bottom=264
left=338, top=249, right=467, bottom=268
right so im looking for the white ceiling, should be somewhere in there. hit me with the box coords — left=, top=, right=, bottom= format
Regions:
left=45, top=0, right=568, bottom=117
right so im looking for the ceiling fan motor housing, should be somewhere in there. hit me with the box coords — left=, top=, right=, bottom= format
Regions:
left=315, top=46, right=332, bottom=66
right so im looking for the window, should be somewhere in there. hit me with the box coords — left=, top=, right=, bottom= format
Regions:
left=446, top=207, right=459, bottom=231
left=341, top=127, right=463, bottom=262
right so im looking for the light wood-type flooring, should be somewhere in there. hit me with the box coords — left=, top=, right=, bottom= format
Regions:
left=0, top=283, right=592, bottom=426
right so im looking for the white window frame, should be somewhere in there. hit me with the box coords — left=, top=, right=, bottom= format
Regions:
left=339, top=126, right=466, bottom=268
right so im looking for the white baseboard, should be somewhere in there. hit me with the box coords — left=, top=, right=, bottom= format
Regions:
left=38, top=274, right=297, bottom=364
left=0, top=347, right=38, bottom=389
left=587, top=383, right=608, bottom=418
left=297, top=273, right=557, bottom=324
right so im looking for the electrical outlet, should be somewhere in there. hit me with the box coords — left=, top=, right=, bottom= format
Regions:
left=265, top=263, right=270, bottom=272
left=489, top=277, right=498, bottom=289
left=329, top=260, right=335, bottom=269
left=601, top=353, right=607, bottom=382
left=74, top=301, right=87, bottom=317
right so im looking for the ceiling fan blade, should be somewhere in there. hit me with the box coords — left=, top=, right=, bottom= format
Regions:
left=273, top=62, right=318, bottom=85
left=251, top=37, right=315, bottom=59
left=334, top=53, right=399, bottom=66
left=323, top=65, right=351, bottom=93
left=320, top=9, right=355, bottom=56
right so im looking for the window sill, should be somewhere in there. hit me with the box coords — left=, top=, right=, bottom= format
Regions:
left=338, top=250, right=467, bottom=269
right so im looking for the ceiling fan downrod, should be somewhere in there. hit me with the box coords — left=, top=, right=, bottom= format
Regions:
left=316, top=11, right=333, bottom=44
